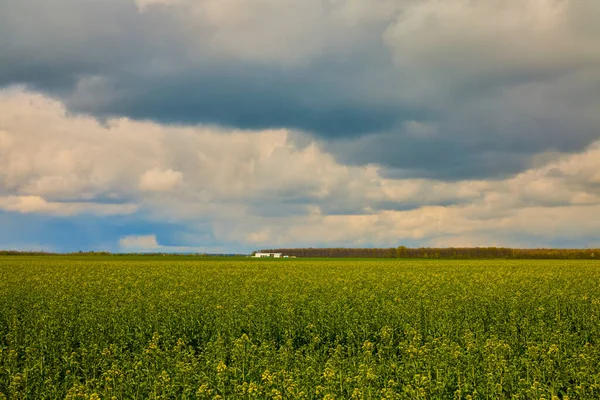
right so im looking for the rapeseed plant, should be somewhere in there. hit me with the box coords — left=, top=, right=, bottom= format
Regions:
left=1, top=256, right=600, bottom=398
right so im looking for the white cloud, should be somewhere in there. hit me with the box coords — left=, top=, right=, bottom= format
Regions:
left=119, top=234, right=159, bottom=249
left=0, top=88, right=384, bottom=217
left=0, top=196, right=51, bottom=214
left=118, top=233, right=231, bottom=253
left=135, top=0, right=183, bottom=11
left=2, top=88, right=600, bottom=248
left=139, top=168, right=183, bottom=192
left=0, top=130, right=12, bottom=149
left=384, top=0, right=600, bottom=87
left=0, top=195, right=138, bottom=216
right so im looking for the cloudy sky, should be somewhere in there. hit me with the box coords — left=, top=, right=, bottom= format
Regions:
left=1, top=0, right=600, bottom=253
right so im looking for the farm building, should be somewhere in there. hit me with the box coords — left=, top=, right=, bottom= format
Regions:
left=252, top=252, right=283, bottom=258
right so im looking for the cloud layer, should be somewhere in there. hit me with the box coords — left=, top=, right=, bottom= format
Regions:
left=1, top=0, right=599, bottom=251
left=1, top=89, right=599, bottom=251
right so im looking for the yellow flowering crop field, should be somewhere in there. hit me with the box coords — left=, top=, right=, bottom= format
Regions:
left=1, top=256, right=600, bottom=399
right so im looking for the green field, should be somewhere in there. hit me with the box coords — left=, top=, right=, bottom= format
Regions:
left=1, top=256, right=600, bottom=399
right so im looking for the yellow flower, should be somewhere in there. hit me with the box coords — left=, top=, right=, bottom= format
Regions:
left=216, top=361, right=227, bottom=374
left=261, top=370, right=274, bottom=385
left=196, top=384, right=211, bottom=396
left=365, top=368, right=377, bottom=381
left=248, top=382, right=258, bottom=394
left=323, top=367, right=335, bottom=381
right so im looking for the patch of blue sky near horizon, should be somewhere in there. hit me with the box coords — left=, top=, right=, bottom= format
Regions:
left=0, top=211, right=178, bottom=253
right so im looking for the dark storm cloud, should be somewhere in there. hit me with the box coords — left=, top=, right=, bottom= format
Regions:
left=0, top=0, right=407, bottom=136
left=71, top=66, right=406, bottom=138
left=2, top=0, right=599, bottom=181
left=329, top=112, right=600, bottom=180
left=0, top=0, right=193, bottom=91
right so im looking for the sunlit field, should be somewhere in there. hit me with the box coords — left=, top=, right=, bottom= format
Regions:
left=1, top=256, right=600, bottom=399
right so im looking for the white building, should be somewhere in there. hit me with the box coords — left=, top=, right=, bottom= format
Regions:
left=253, top=252, right=283, bottom=258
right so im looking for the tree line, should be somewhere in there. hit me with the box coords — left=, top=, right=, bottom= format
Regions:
left=0, top=251, right=243, bottom=257
left=3, top=248, right=599, bottom=259
left=0, top=250, right=112, bottom=256
left=260, top=247, right=599, bottom=259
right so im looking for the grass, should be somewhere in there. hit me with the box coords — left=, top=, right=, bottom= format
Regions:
left=1, top=256, right=600, bottom=399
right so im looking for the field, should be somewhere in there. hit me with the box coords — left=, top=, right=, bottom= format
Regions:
left=1, top=256, right=600, bottom=399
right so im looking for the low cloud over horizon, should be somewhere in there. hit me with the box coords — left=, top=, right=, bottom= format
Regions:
left=1, top=0, right=600, bottom=252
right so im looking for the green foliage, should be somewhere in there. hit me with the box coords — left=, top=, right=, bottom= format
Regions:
left=1, top=256, right=600, bottom=399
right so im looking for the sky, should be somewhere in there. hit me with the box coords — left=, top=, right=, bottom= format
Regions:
left=1, top=0, right=600, bottom=253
